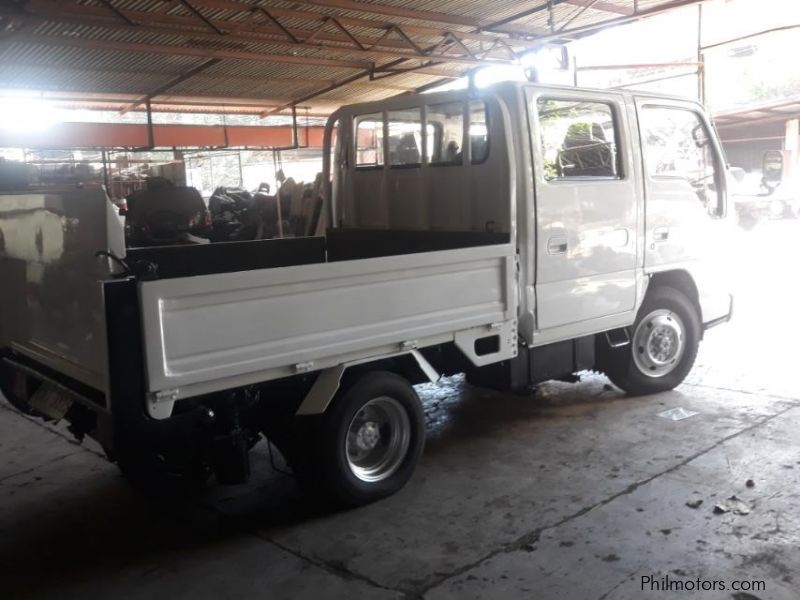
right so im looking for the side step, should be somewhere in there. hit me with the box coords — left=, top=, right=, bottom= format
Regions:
left=605, top=328, right=631, bottom=348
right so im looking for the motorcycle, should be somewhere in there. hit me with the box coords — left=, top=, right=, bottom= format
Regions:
left=209, top=184, right=287, bottom=242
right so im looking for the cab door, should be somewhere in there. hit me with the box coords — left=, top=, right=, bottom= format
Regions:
left=528, top=88, right=639, bottom=343
left=634, top=98, right=728, bottom=270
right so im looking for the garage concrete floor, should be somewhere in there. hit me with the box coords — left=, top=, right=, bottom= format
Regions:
left=2, top=221, right=799, bottom=600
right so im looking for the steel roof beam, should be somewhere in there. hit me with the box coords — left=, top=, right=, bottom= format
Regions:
left=177, top=0, right=226, bottom=35
left=1, top=61, right=424, bottom=92
left=538, top=0, right=707, bottom=41
left=484, top=0, right=705, bottom=41
left=260, top=69, right=382, bottom=118
left=412, top=0, right=706, bottom=93
left=481, top=0, right=569, bottom=32
left=20, top=0, right=628, bottom=42
left=119, top=57, right=222, bottom=115
left=56, top=97, right=314, bottom=114
left=24, top=1, right=438, bottom=52
left=259, top=54, right=456, bottom=118
left=11, top=32, right=371, bottom=69
left=259, top=0, right=692, bottom=110
left=288, top=0, right=482, bottom=28
left=564, top=0, right=630, bottom=15
left=482, top=0, right=637, bottom=32
left=24, top=0, right=545, bottom=46
left=14, top=2, right=523, bottom=67
left=180, top=0, right=544, bottom=35
left=97, top=0, right=135, bottom=25
left=557, top=0, right=603, bottom=32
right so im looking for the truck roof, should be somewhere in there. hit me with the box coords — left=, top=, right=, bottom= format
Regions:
left=330, top=79, right=703, bottom=118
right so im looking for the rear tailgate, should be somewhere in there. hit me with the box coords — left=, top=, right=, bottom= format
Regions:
left=138, top=243, right=518, bottom=401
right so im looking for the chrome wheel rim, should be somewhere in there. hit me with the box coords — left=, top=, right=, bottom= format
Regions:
left=346, top=396, right=410, bottom=483
left=632, top=309, right=686, bottom=378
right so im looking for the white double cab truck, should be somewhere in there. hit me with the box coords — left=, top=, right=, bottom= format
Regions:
left=0, top=82, right=732, bottom=506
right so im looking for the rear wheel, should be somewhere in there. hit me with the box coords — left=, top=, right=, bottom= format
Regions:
left=600, top=286, right=700, bottom=396
left=291, top=371, right=425, bottom=507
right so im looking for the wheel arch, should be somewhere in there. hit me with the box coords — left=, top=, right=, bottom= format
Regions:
left=647, top=270, right=702, bottom=330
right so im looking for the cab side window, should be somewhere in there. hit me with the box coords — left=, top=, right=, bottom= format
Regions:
left=537, top=98, right=621, bottom=180
left=640, top=106, right=723, bottom=217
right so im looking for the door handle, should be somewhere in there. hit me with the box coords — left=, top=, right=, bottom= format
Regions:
left=654, top=227, right=669, bottom=242
left=547, top=235, right=568, bottom=255
left=613, top=228, right=630, bottom=247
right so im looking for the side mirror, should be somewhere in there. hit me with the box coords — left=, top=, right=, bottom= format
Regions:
left=691, top=123, right=708, bottom=147
left=118, top=207, right=128, bottom=217
left=762, top=150, right=783, bottom=183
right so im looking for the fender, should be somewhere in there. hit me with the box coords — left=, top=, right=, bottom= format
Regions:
left=295, top=349, right=439, bottom=416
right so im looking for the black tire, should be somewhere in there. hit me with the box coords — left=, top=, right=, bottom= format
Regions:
left=291, top=371, right=425, bottom=508
left=599, top=286, right=701, bottom=396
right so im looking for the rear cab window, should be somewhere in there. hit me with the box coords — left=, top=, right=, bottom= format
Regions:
left=353, top=100, right=490, bottom=169
left=355, top=113, right=384, bottom=168
left=427, top=101, right=464, bottom=165
left=469, top=100, right=489, bottom=164
left=387, top=108, right=423, bottom=167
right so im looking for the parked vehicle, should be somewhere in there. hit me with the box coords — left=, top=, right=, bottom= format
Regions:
left=0, top=82, right=733, bottom=507
left=761, top=150, right=800, bottom=219
left=733, top=151, right=800, bottom=229
left=208, top=185, right=284, bottom=242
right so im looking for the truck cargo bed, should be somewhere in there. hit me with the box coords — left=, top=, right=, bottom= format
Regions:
left=139, top=242, right=518, bottom=403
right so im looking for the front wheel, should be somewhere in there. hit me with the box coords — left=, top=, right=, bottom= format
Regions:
left=600, top=286, right=701, bottom=396
left=291, top=371, right=425, bottom=507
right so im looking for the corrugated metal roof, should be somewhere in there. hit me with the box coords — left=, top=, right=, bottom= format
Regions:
left=0, top=0, right=701, bottom=116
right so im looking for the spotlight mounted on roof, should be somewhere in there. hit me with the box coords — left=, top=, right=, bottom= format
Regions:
left=522, top=45, right=570, bottom=83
